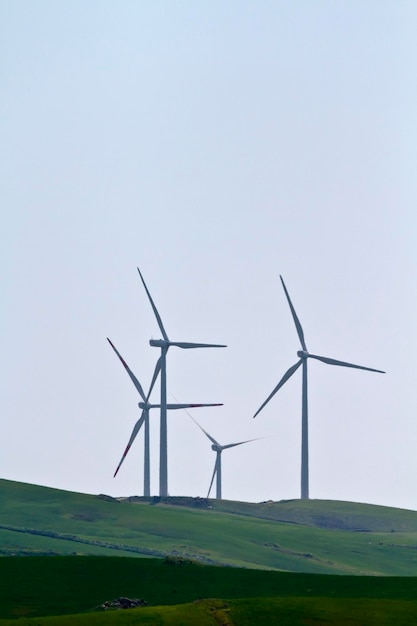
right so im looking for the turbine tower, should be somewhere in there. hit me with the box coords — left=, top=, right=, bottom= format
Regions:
left=137, top=267, right=226, bottom=497
left=254, top=275, right=385, bottom=500
left=107, top=338, right=223, bottom=496
left=190, top=415, right=258, bottom=500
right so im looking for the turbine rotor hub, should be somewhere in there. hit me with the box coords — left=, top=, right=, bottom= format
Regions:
left=138, top=402, right=151, bottom=410
left=297, top=350, right=309, bottom=359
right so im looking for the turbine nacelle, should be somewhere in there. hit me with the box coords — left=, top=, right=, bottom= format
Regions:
left=149, top=339, right=168, bottom=348
left=138, top=401, right=152, bottom=410
left=211, top=444, right=221, bottom=452
left=297, top=350, right=309, bottom=359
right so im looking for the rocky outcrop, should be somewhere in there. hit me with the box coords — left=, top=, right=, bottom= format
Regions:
left=96, top=597, right=148, bottom=610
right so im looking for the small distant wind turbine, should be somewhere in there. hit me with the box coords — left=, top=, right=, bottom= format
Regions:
left=107, top=338, right=223, bottom=496
left=254, top=275, right=385, bottom=500
left=189, top=414, right=258, bottom=500
left=137, top=267, right=226, bottom=497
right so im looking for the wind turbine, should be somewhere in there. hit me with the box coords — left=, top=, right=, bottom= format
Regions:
left=137, top=267, right=226, bottom=497
left=107, top=338, right=223, bottom=496
left=188, top=413, right=258, bottom=500
left=254, top=275, right=385, bottom=500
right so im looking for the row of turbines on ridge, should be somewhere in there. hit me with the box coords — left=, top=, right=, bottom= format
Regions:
left=108, top=268, right=385, bottom=501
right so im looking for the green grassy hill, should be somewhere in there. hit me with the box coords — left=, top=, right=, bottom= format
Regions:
left=1, top=479, right=417, bottom=575
left=1, top=556, right=417, bottom=624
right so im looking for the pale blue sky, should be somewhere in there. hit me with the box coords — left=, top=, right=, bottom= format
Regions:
left=1, top=1, right=416, bottom=509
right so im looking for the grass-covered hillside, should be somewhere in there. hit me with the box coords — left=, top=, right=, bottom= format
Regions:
left=1, top=556, right=417, bottom=624
left=2, top=479, right=417, bottom=575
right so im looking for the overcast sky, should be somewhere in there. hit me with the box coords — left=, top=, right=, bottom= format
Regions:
left=1, top=1, right=416, bottom=510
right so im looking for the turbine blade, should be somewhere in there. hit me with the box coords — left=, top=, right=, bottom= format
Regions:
left=309, top=353, right=385, bottom=373
left=113, top=411, right=146, bottom=477
left=166, top=403, right=223, bottom=410
left=222, top=438, right=260, bottom=450
left=207, top=463, right=217, bottom=498
left=182, top=411, right=219, bottom=445
left=253, top=359, right=302, bottom=418
left=280, top=275, right=307, bottom=351
left=169, top=341, right=227, bottom=349
left=168, top=398, right=221, bottom=445
left=146, top=356, right=162, bottom=401
left=107, top=338, right=147, bottom=402
left=187, top=413, right=220, bottom=445
left=137, top=267, right=169, bottom=341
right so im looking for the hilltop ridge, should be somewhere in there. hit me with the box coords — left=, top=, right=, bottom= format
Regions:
left=122, top=494, right=417, bottom=532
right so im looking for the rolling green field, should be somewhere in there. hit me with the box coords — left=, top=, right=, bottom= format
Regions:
left=2, top=479, right=417, bottom=575
left=0, top=556, right=417, bottom=624
left=2, top=479, right=417, bottom=623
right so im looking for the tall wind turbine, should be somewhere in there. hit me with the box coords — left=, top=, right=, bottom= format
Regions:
left=254, top=275, right=385, bottom=500
left=189, top=415, right=258, bottom=500
left=107, top=338, right=223, bottom=496
left=139, top=266, right=226, bottom=497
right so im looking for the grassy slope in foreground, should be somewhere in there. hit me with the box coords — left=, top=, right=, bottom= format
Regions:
left=1, top=556, right=417, bottom=623
left=2, top=479, right=417, bottom=574
left=2, top=599, right=417, bottom=626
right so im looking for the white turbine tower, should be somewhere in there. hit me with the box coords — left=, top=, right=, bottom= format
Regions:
left=189, top=415, right=258, bottom=500
left=137, top=267, right=226, bottom=497
left=108, top=338, right=223, bottom=496
left=254, top=275, right=385, bottom=500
